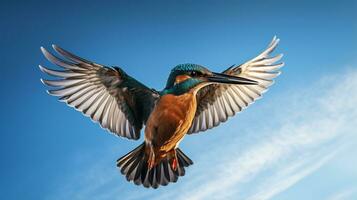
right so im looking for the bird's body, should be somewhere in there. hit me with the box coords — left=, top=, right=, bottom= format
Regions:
left=39, top=37, right=284, bottom=188
left=145, top=88, right=199, bottom=168
left=146, top=93, right=196, bottom=154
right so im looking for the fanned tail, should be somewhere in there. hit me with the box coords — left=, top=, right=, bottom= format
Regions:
left=117, top=143, right=193, bottom=188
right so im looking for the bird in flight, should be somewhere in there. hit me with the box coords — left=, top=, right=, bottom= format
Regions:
left=40, top=36, right=283, bottom=188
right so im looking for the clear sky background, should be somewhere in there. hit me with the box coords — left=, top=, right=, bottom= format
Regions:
left=1, top=0, right=356, bottom=200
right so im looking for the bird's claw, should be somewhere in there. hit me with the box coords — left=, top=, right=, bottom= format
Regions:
left=171, top=157, right=178, bottom=171
left=148, top=159, right=155, bottom=170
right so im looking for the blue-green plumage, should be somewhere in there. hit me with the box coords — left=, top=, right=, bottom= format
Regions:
left=165, top=64, right=209, bottom=88
left=162, top=63, right=210, bottom=95
left=160, top=78, right=203, bottom=96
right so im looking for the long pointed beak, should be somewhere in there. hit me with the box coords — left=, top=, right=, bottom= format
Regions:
left=207, top=72, right=258, bottom=85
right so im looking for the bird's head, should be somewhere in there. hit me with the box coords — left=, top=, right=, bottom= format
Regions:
left=162, top=63, right=257, bottom=95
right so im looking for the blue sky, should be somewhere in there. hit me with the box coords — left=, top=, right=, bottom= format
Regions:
left=0, top=0, right=356, bottom=199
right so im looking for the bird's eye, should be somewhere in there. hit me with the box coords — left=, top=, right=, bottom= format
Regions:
left=191, top=71, right=197, bottom=76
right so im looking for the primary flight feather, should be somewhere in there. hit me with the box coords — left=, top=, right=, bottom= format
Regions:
left=40, top=36, right=283, bottom=188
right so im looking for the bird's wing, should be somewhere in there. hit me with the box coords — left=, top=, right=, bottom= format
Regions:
left=40, top=45, right=159, bottom=140
left=188, top=36, right=284, bottom=134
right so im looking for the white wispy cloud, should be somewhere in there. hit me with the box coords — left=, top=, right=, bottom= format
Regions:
left=245, top=150, right=337, bottom=200
left=46, top=68, right=357, bottom=200
left=327, top=188, right=357, bottom=200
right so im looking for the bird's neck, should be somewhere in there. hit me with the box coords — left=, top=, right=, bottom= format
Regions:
left=160, top=79, right=207, bottom=96
left=160, top=79, right=200, bottom=96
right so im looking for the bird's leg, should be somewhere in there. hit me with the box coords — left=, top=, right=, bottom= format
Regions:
left=147, top=144, right=156, bottom=170
left=170, top=149, right=178, bottom=171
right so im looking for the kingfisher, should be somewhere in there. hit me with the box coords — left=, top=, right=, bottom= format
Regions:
left=39, top=36, right=283, bottom=188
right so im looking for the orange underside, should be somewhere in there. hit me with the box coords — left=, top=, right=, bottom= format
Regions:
left=144, top=91, right=197, bottom=165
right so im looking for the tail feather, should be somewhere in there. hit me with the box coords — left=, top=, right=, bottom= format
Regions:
left=177, top=148, right=194, bottom=167
left=117, top=143, right=193, bottom=188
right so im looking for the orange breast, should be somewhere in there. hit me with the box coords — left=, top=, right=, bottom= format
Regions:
left=145, top=92, right=197, bottom=153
